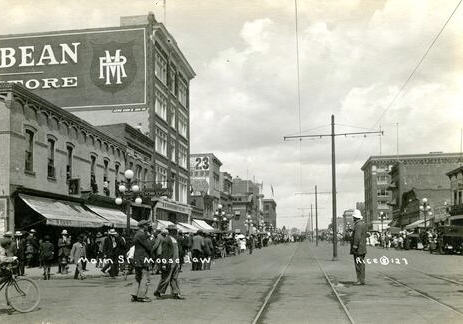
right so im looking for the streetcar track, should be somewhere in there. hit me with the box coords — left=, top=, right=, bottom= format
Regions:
left=310, top=247, right=355, bottom=324
left=380, top=272, right=463, bottom=318
left=251, top=242, right=300, bottom=324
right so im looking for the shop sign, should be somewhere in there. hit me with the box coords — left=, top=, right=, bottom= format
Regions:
left=0, top=28, right=146, bottom=111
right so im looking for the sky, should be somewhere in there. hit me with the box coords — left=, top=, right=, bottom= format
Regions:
left=2, top=0, right=463, bottom=231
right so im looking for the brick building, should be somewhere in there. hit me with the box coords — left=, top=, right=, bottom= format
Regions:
left=362, top=153, right=462, bottom=230
left=0, top=12, right=195, bottom=235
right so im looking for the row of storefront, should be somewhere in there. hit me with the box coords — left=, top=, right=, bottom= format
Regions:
left=11, top=188, right=213, bottom=239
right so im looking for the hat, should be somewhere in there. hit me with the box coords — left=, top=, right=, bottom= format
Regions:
left=3, top=231, right=13, bottom=238
left=30, top=229, right=36, bottom=233
left=352, top=209, right=363, bottom=219
left=138, top=220, right=151, bottom=227
left=44, top=235, right=51, bottom=241
left=161, top=228, right=169, bottom=234
left=14, top=231, right=22, bottom=236
left=61, top=229, right=68, bottom=235
left=96, top=232, right=102, bottom=238
left=108, top=229, right=117, bottom=235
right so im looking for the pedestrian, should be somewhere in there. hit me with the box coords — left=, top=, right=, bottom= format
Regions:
left=70, top=234, right=87, bottom=280
left=57, top=229, right=72, bottom=274
left=101, top=229, right=121, bottom=278
left=175, top=229, right=186, bottom=271
left=131, top=220, right=153, bottom=302
left=153, top=227, right=185, bottom=300
left=350, top=209, right=367, bottom=285
left=202, top=232, right=214, bottom=270
left=95, top=232, right=105, bottom=268
left=25, top=229, right=39, bottom=267
left=191, top=230, right=204, bottom=271
left=151, top=228, right=164, bottom=274
left=14, top=231, right=26, bottom=276
left=39, top=235, right=55, bottom=280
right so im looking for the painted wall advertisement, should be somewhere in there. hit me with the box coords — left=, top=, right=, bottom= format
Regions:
left=0, top=28, right=146, bottom=111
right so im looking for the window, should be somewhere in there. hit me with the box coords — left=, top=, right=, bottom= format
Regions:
left=155, top=91, right=167, bottom=121
left=377, top=175, right=388, bottom=184
left=377, top=189, right=388, bottom=197
left=169, top=65, right=177, bottom=95
left=170, top=105, right=176, bottom=129
left=115, top=163, right=120, bottom=194
left=178, top=113, right=187, bottom=138
left=155, top=51, right=167, bottom=84
left=66, top=145, right=73, bottom=180
left=103, top=159, right=110, bottom=196
left=178, top=77, right=187, bottom=107
left=155, top=127, right=167, bottom=156
left=136, top=165, right=142, bottom=182
left=47, top=139, right=55, bottom=178
left=170, top=137, right=176, bottom=163
left=24, top=130, right=34, bottom=172
left=156, top=165, right=167, bottom=188
left=90, top=155, right=98, bottom=193
left=179, top=176, right=187, bottom=204
left=178, top=145, right=187, bottom=169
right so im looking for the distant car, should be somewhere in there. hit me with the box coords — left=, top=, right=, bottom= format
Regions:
left=436, top=225, right=463, bottom=254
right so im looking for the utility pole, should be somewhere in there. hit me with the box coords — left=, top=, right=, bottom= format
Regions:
left=286, top=115, right=383, bottom=260
left=296, top=186, right=330, bottom=247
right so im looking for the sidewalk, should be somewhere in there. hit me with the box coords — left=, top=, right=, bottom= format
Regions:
left=20, top=261, right=113, bottom=280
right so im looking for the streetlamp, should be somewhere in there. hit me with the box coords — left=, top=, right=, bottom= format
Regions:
left=419, top=198, right=432, bottom=232
left=214, top=204, right=227, bottom=231
left=245, top=214, right=253, bottom=235
left=379, top=211, right=385, bottom=233
left=115, top=169, right=143, bottom=232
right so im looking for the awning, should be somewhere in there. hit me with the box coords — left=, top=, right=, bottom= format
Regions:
left=405, top=218, right=434, bottom=229
left=192, top=219, right=214, bottom=232
left=85, top=205, right=138, bottom=229
left=155, top=219, right=175, bottom=229
left=20, top=194, right=106, bottom=228
left=177, top=222, right=198, bottom=233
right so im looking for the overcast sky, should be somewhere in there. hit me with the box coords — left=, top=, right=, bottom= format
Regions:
left=3, top=0, right=463, bottom=230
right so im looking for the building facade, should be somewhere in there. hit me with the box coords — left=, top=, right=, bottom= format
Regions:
left=0, top=13, right=196, bottom=235
left=263, top=198, right=277, bottom=229
left=362, top=153, right=462, bottom=230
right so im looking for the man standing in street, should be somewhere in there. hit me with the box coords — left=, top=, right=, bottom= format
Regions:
left=132, top=220, right=153, bottom=302
left=191, top=230, right=204, bottom=271
left=153, top=227, right=184, bottom=300
left=350, top=209, right=367, bottom=285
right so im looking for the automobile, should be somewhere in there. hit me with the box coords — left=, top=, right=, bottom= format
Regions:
left=436, top=225, right=463, bottom=255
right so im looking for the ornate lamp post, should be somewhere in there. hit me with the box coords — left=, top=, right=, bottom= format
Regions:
left=245, top=214, right=253, bottom=235
left=214, top=204, right=227, bottom=231
left=379, top=211, right=386, bottom=233
left=115, top=169, right=143, bottom=232
left=419, top=198, right=432, bottom=232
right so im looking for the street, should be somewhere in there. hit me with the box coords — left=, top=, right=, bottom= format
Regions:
left=1, top=241, right=463, bottom=324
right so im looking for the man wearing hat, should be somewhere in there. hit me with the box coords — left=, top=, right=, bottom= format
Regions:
left=153, top=226, right=184, bottom=300
left=14, top=231, right=26, bottom=276
left=131, top=220, right=153, bottom=302
left=58, top=229, right=72, bottom=274
left=102, top=228, right=123, bottom=278
left=350, top=209, right=367, bottom=285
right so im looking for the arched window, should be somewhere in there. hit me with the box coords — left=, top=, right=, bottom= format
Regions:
left=24, top=129, right=34, bottom=172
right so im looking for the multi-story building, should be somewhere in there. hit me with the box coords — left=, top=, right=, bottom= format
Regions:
left=263, top=198, right=277, bottom=229
left=0, top=13, right=195, bottom=232
left=0, top=83, right=152, bottom=236
left=231, top=177, right=263, bottom=233
left=362, top=153, right=462, bottom=229
left=445, top=165, right=463, bottom=224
